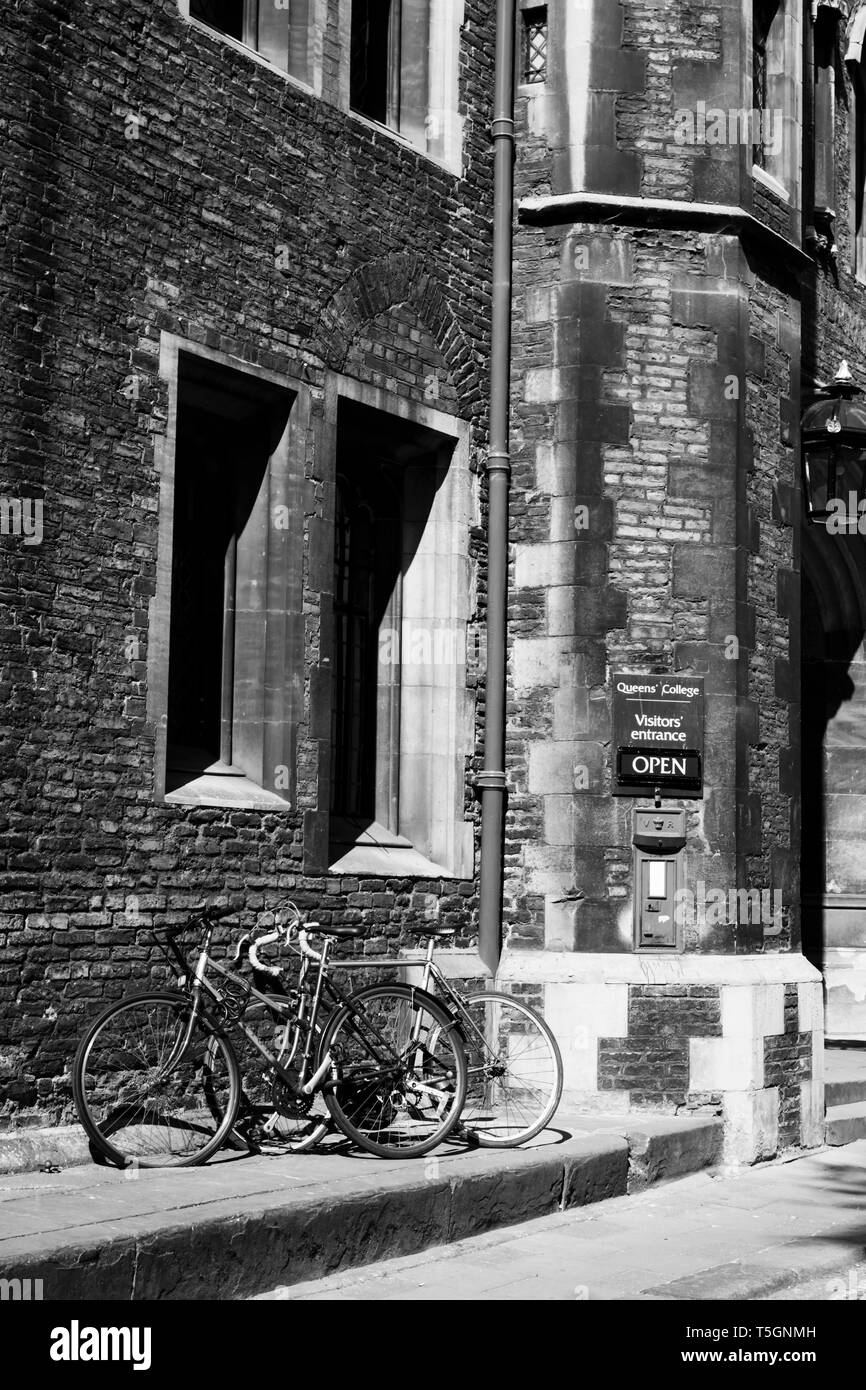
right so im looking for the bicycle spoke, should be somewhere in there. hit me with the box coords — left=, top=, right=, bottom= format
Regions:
left=458, top=993, right=563, bottom=1146
left=75, top=997, right=237, bottom=1165
left=320, top=986, right=467, bottom=1157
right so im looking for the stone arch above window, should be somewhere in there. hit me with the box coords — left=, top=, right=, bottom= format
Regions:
left=314, top=254, right=482, bottom=418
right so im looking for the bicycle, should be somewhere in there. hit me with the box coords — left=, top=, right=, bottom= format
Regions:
left=397, top=924, right=563, bottom=1147
left=72, top=902, right=467, bottom=1167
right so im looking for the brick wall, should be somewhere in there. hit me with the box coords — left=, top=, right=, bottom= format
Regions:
left=0, top=0, right=495, bottom=1123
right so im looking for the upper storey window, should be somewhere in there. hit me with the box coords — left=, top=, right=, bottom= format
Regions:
left=752, top=1, right=775, bottom=168
left=349, top=0, right=463, bottom=169
left=521, top=5, right=548, bottom=86
left=185, top=0, right=317, bottom=86
left=752, top=0, right=784, bottom=172
left=751, top=0, right=799, bottom=201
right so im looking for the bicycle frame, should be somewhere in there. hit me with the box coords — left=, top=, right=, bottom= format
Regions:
left=329, top=937, right=494, bottom=1057
left=161, top=919, right=424, bottom=1107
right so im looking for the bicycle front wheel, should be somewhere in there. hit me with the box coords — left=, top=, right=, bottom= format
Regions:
left=458, top=992, right=563, bottom=1147
left=72, top=992, right=241, bottom=1168
left=318, top=984, right=467, bottom=1159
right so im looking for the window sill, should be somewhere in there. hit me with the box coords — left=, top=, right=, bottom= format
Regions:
left=751, top=164, right=790, bottom=204
left=327, top=818, right=455, bottom=878
left=180, top=13, right=319, bottom=99
left=346, top=106, right=462, bottom=178
left=165, top=769, right=291, bottom=811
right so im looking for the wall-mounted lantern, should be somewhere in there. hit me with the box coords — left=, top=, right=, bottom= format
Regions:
left=802, top=361, right=866, bottom=524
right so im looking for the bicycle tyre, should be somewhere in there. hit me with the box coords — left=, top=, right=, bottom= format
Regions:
left=317, top=984, right=467, bottom=1159
left=72, top=991, right=241, bottom=1168
left=457, top=991, right=563, bottom=1147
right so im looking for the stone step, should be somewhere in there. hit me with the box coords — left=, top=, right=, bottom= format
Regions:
left=825, top=1102, right=866, bottom=1147
left=826, top=1077, right=866, bottom=1107
left=0, top=1114, right=722, bottom=1300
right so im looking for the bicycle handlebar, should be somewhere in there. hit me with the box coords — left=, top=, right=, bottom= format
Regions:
left=248, top=928, right=283, bottom=978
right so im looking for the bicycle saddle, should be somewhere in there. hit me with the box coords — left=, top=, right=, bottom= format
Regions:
left=409, top=923, right=456, bottom=937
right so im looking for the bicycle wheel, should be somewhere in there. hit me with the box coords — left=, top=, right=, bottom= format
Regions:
left=72, top=991, right=241, bottom=1168
left=317, top=984, right=467, bottom=1159
left=457, top=991, right=563, bottom=1147
left=233, top=995, right=331, bottom=1153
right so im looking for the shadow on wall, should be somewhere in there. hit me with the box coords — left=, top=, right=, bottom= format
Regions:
left=801, top=527, right=866, bottom=980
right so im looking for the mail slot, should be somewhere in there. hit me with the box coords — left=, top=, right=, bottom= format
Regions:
left=633, top=809, right=684, bottom=950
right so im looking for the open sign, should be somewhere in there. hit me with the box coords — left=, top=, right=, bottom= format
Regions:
left=617, top=748, right=701, bottom=790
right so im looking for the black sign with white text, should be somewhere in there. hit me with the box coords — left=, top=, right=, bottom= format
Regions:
left=612, top=674, right=704, bottom=797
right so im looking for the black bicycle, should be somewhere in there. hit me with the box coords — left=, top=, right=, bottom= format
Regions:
left=72, top=902, right=467, bottom=1166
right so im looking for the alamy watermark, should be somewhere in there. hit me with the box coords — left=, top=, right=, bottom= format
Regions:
left=0, top=496, right=43, bottom=545
left=0, top=1276, right=43, bottom=1300
left=50, top=1321, right=151, bottom=1371
left=379, top=626, right=465, bottom=668
left=673, top=101, right=782, bottom=157
left=673, top=884, right=783, bottom=931
left=823, top=494, right=866, bottom=534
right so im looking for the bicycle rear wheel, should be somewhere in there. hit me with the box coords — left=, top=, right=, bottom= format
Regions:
left=318, top=984, right=467, bottom=1159
left=72, top=992, right=241, bottom=1168
left=458, top=991, right=562, bottom=1147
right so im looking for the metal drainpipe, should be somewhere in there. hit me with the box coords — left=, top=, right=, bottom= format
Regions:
left=477, top=0, right=516, bottom=977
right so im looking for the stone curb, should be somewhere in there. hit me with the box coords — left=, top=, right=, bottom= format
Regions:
left=0, top=1126, right=93, bottom=1175
left=0, top=1118, right=723, bottom=1300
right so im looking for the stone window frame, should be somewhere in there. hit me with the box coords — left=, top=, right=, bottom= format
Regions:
left=177, top=0, right=328, bottom=96
left=335, top=0, right=466, bottom=176
left=149, top=332, right=308, bottom=812
left=846, top=5, right=866, bottom=280
left=313, top=369, right=475, bottom=880
left=811, top=3, right=841, bottom=214
left=750, top=0, right=802, bottom=207
left=518, top=1, right=548, bottom=89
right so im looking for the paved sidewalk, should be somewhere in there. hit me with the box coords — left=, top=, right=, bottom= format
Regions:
left=0, top=1109, right=720, bottom=1300
left=255, top=1140, right=866, bottom=1301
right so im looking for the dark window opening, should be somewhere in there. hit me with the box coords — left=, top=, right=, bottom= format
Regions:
left=521, top=6, right=548, bottom=85
left=349, top=0, right=441, bottom=155
left=856, top=80, right=866, bottom=273
left=812, top=8, right=840, bottom=213
left=191, top=0, right=243, bottom=43
left=166, top=355, right=292, bottom=792
left=328, top=398, right=453, bottom=860
left=330, top=464, right=402, bottom=820
left=189, top=0, right=313, bottom=83
left=350, top=0, right=398, bottom=126
left=752, top=0, right=778, bottom=168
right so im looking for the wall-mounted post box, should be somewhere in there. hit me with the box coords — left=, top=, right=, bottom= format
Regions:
left=632, top=809, right=686, bottom=950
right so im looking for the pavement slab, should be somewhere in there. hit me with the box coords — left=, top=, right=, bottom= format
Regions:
left=0, top=1110, right=721, bottom=1300
left=254, top=1139, right=866, bottom=1301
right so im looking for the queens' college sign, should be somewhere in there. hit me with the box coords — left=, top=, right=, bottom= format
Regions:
left=612, top=675, right=704, bottom=797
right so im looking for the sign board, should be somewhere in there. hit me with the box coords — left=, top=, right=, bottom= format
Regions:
left=612, top=675, right=704, bottom=797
